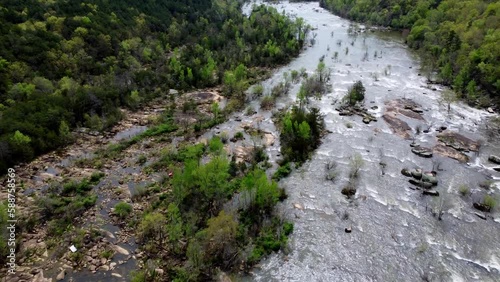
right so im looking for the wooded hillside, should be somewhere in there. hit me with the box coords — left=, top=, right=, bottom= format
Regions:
left=320, top=0, right=499, bottom=108
left=0, top=0, right=308, bottom=171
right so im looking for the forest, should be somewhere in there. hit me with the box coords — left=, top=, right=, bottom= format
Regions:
left=320, top=0, right=500, bottom=108
left=0, top=0, right=308, bottom=171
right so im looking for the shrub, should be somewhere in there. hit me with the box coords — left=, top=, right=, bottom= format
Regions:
left=234, top=131, right=244, bottom=140
left=208, top=136, right=224, bottom=154
left=137, top=155, right=147, bottom=165
left=290, top=70, right=299, bottom=83
left=90, top=172, right=105, bottom=183
left=483, top=195, right=497, bottom=210
left=132, top=186, right=148, bottom=201
left=114, top=202, right=133, bottom=219
left=458, top=185, right=469, bottom=196
left=273, top=162, right=291, bottom=180
left=245, top=106, right=255, bottom=116
left=253, top=84, right=264, bottom=96
left=260, top=95, right=275, bottom=110
left=220, top=131, right=229, bottom=143
left=283, top=222, right=293, bottom=236
left=101, top=249, right=114, bottom=259
left=348, top=153, right=364, bottom=179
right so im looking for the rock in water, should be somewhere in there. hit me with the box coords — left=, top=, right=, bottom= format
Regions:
left=411, top=146, right=433, bottom=158
left=411, top=169, right=422, bottom=180
left=409, top=179, right=432, bottom=189
left=423, top=190, right=439, bottom=196
left=341, top=187, right=357, bottom=197
left=488, top=155, right=500, bottom=164
left=473, top=203, right=491, bottom=213
left=421, top=173, right=438, bottom=185
left=474, top=212, right=487, bottom=220
left=401, top=168, right=412, bottom=177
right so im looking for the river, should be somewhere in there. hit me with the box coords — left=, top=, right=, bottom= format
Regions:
left=232, top=1, right=500, bottom=281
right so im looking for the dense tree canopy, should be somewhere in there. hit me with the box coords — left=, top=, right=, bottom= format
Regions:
left=0, top=0, right=308, bottom=171
left=320, top=0, right=500, bottom=108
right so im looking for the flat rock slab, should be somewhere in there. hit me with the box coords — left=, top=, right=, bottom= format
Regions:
left=437, top=131, right=480, bottom=152
left=433, top=144, right=468, bottom=163
left=411, top=146, right=433, bottom=158
left=385, top=99, right=425, bottom=121
left=382, top=114, right=411, bottom=139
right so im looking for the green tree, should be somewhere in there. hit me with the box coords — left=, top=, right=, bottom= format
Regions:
left=59, top=120, right=72, bottom=144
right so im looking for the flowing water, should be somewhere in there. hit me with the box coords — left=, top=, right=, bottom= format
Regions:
left=235, top=1, right=500, bottom=281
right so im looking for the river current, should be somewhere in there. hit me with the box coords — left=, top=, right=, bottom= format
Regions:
left=232, top=1, right=500, bottom=281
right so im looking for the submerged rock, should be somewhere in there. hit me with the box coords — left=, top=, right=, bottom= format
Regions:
left=488, top=155, right=500, bottom=164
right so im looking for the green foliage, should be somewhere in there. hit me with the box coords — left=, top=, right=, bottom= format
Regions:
left=279, top=106, right=324, bottom=163
left=349, top=153, right=364, bottom=179
left=260, top=95, right=276, bottom=110
left=90, top=172, right=105, bottom=184
left=0, top=203, right=9, bottom=265
left=0, top=1, right=308, bottom=171
left=208, top=136, right=224, bottom=154
left=253, top=84, right=265, bottom=96
left=483, top=195, right=497, bottom=210
left=234, top=131, right=244, bottom=140
left=344, top=81, right=366, bottom=106
left=321, top=0, right=500, bottom=107
left=241, top=169, right=280, bottom=214
left=114, top=202, right=133, bottom=219
left=458, top=184, right=470, bottom=196
left=273, top=162, right=292, bottom=181
left=37, top=178, right=98, bottom=236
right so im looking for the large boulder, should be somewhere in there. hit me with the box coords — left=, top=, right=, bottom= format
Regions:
left=488, top=155, right=500, bottom=164
left=411, top=146, right=433, bottom=158
left=473, top=203, right=491, bottom=213
left=401, top=168, right=412, bottom=177
left=409, top=179, right=433, bottom=189
left=411, top=169, right=422, bottom=179
left=423, top=190, right=439, bottom=196
left=422, top=173, right=438, bottom=185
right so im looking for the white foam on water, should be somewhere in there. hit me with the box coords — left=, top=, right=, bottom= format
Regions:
left=395, top=202, right=421, bottom=219
left=448, top=252, right=500, bottom=273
